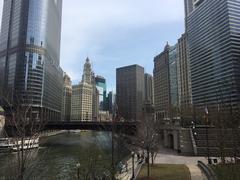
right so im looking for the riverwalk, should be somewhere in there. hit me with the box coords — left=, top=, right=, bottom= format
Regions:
left=118, top=147, right=208, bottom=180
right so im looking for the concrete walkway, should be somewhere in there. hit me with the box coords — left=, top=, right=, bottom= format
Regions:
left=187, top=164, right=207, bottom=180
left=116, top=157, right=143, bottom=180
left=117, top=147, right=208, bottom=180
left=154, top=147, right=207, bottom=180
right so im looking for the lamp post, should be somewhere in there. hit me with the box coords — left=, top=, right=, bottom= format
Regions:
left=131, top=151, right=135, bottom=179
left=76, top=162, right=80, bottom=180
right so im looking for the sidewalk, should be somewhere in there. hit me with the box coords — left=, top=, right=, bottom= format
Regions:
left=154, top=147, right=207, bottom=180
left=116, top=156, right=143, bottom=180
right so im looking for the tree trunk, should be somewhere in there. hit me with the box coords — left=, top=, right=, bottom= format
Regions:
left=151, top=153, right=154, bottom=165
left=147, top=147, right=150, bottom=177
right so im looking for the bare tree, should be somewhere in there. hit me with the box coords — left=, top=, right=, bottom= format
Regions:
left=120, top=102, right=161, bottom=177
left=1, top=92, right=47, bottom=180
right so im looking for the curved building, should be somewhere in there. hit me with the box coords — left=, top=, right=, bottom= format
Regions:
left=0, top=0, right=63, bottom=121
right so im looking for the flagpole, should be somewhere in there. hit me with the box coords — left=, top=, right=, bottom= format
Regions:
left=205, top=107, right=210, bottom=164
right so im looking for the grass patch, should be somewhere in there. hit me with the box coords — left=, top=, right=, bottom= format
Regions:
left=137, top=164, right=191, bottom=180
left=211, top=164, right=240, bottom=180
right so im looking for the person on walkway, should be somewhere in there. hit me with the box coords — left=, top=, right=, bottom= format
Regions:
left=125, top=161, right=128, bottom=172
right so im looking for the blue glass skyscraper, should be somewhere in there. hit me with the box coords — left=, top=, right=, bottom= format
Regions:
left=0, top=0, right=63, bottom=121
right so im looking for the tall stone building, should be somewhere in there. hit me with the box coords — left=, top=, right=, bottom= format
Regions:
left=186, top=0, right=240, bottom=110
left=61, top=73, right=72, bottom=121
left=177, top=33, right=192, bottom=109
left=144, top=73, right=154, bottom=105
left=71, top=58, right=93, bottom=121
left=0, top=0, right=63, bottom=121
left=116, top=65, right=144, bottom=121
left=154, top=44, right=171, bottom=120
left=154, top=43, right=180, bottom=121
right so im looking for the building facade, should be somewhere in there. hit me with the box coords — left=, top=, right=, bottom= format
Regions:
left=144, top=73, right=154, bottom=105
left=187, top=0, right=240, bottom=110
left=106, top=91, right=114, bottom=114
left=61, top=73, right=72, bottom=121
left=0, top=0, right=63, bottom=121
left=116, top=65, right=144, bottom=121
left=154, top=44, right=171, bottom=120
left=177, top=33, right=192, bottom=109
left=169, top=44, right=179, bottom=108
left=95, top=75, right=107, bottom=111
left=71, top=58, right=93, bottom=121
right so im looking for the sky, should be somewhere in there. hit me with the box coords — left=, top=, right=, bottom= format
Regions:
left=0, top=0, right=185, bottom=92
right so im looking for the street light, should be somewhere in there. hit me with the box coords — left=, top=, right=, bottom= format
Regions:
left=76, top=162, right=80, bottom=180
left=131, top=151, right=135, bottom=180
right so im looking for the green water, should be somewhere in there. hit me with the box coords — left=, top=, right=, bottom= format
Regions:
left=0, top=131, right=129, bottom=179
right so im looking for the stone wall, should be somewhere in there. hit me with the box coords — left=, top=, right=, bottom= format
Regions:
left=0, top=115, right=5, bottom=137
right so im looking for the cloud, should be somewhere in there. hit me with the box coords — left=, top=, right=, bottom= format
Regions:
left=60, top=0, right=184, bottom=84
left=0, top=0, right=185, bottom=87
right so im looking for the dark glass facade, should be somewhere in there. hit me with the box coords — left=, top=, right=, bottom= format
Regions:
left=95, top=76, right=107, bottom=111
left=0, top=0, right=63, bottom=121
left=116, top=65, right=145, bottom=121
left=187, top=0, right=240, bottom=110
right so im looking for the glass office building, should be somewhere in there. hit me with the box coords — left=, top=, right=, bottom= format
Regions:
left=116, top=65, right=145, bottom=121
left=0, top=0, right=63, bottom=121
left=169, top=44, right=179, bottom=108
left=95, top=76, right=107, bottom=111
left=187, top=0, right=240, bottom=110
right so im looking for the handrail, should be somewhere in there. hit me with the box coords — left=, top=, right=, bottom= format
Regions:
left=190, top=127, right=198, bottom=155
left=197, top=161, right=218, bottom=180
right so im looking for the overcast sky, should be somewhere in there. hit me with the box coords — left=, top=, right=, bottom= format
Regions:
left=0, top=0, right=185, bottom=91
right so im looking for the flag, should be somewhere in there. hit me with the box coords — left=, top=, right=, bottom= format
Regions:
left=205, top=106, right=208, bottom=115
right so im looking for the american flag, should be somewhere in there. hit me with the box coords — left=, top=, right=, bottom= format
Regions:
left=205, top=106, right=209, bottom=115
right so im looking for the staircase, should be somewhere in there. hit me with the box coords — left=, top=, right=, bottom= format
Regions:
left=192, top=126, right=240, bottom=157
left=179, top=128, right=194, bottom=155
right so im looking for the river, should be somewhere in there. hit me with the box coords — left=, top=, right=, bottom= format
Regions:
left=0, top=131, right=130, bottom=179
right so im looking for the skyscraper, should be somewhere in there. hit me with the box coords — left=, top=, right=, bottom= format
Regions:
left=0, top=0, right=63, bottom=121
left=154, top=44, right=171, bottom=120
left=71, top=58, right=94, bottom=121
left=95, top=75, right=107, bottom=111
left=154, top=43, right=180, bottom=122
left=116, top=65, right=144, bottom=121
left=186, top=0, right=240, bottom=110
left=169, top=44, right=179, bottom=108
left=61, top=73, right=72, bottom=121
left=144, top=73, right=154, bottom=105
left=177, top=33, right=192, bottom=109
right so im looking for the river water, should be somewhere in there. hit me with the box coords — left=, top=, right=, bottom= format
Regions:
left=0, top=131, right=130, bottom=179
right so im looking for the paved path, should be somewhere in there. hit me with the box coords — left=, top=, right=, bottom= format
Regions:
left=154, top=147, right=207, bottom=180
left=117, top=147, right=208, bottom=180
left=116, top=156, right=143, bottom=180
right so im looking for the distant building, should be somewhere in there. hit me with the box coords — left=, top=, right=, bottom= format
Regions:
left=116, top=65, right=144, bottom=121
left=186, top=0, right=240, bottom=110
left=92, top=73, right=99, bottom=121
left=107, top=91, right=115, bottom=114
left=154, top=44, right=171, bottom=120
left=61, top=73, right=72, bottom=121
left=71, top=58, right=93, bottom=121
left=144, top=74, right=154, bottom=105
left=95, top=76, right=107, bottom=111
left=177, top=33, right=192, bottom=109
